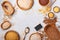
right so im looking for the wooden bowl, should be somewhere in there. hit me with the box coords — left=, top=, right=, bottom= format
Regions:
left=29, top=33, right=43, bottom=40
left=4, top=30, right=20, bottom=40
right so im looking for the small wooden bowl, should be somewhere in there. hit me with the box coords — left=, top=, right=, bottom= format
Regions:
left=48, top=12, right=54, bottom=19
left=53, top=6, right=60, bottom=13
left=1, top=21, right=11, bottom=30
left=39, top=0, right=49, bottom=6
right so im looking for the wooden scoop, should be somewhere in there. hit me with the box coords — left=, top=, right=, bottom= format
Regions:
left=2, top=1, right=15, bottom=16
left=44, top=24, right=60, bottom=40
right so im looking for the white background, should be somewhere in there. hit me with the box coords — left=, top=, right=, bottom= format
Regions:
left=0, top=0, right=60, bottom=40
